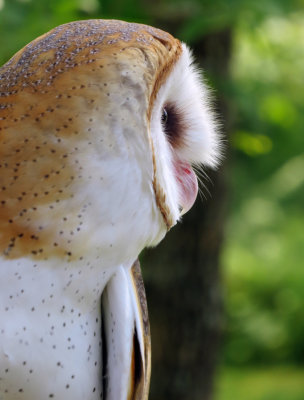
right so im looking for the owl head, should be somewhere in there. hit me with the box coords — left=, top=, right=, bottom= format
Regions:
left=0, top=20, right=220, bottom=267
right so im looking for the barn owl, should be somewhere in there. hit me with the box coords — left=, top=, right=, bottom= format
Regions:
left=0, top=20, right=220, bottom=400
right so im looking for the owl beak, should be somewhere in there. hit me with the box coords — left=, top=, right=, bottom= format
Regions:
left=101, top=259, right=151, bottom=400
left=174, top=159, right=199, bottom=216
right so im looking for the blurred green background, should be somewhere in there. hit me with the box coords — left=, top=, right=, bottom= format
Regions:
left=1, top=0, right=303, bottom=399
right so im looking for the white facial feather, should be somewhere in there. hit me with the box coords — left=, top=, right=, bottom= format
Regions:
left=150, top=44, right=220, bottom=227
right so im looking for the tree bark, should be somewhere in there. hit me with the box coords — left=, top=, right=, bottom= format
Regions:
left=142, top=28, right=232, bottom=400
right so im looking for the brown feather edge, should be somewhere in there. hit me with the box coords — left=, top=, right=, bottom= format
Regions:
left=129, top=259, right=151, bottom=400
left=147, top=39, right=183, bottom=230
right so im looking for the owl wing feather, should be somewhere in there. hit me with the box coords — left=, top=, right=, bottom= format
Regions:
left=101, top=259, right=150, bottom=400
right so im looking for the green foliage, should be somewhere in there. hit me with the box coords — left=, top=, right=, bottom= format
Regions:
left=215, top=367, right=304, bottom=400
left=223, top=12, right=304, bottom=366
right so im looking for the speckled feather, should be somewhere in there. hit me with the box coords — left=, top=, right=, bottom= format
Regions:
left=0, top=20, right=181, bottom=261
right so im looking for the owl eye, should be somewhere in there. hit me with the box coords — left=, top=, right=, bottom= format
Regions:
left=161, top=108, right=168, bottom=125
left=161, top=104, right=183, bottom=146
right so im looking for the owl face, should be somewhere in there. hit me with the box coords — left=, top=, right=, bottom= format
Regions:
left=0, top=19, right=219, bottom=267
left=149, top=41, right=220, bottom=227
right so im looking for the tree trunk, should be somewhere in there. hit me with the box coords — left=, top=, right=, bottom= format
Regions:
left=142, top=28, right=232, bottom=400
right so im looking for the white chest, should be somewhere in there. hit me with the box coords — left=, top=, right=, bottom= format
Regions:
left=0, top=258, right=116, bottom=400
